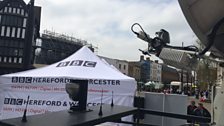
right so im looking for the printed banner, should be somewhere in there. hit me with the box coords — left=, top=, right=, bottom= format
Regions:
left=0, top=78, right=135, bottom=120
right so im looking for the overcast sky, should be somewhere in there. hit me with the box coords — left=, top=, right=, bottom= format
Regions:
left=24, top=0, right=197, bottom=61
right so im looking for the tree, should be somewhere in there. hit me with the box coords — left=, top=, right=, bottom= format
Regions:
left=195, top=39, right=217, bottom=90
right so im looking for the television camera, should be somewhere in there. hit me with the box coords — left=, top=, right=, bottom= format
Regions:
left=132, top=0, right=224, bottom=125
left=131, top=23, right=199, bottom=71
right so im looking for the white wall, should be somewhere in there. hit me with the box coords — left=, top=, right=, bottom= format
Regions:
left=143, top=92, right=187, bottom=126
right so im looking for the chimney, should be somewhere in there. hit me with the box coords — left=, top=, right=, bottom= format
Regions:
left=140, top=55, right=144, bottom=61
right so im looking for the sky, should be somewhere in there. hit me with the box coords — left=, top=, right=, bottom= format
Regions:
left=24, top=0, right=197, bottom=61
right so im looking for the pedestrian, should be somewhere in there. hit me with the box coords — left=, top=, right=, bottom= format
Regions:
left=200, top=90, right=206, bottom=102
left=194, top=103, right=211, bottom=125
left=200, top=90, right=204, bottom=98
left=205, top=90, right=209, bottom=99
left=187, top=100, right=197, bottom=123
left=195, top=89, right=199, bottom=99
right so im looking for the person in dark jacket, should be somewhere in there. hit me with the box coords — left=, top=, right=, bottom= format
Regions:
left=187, top=100, right=197, bottom=123
left=194, top=103, right=211, bottom=125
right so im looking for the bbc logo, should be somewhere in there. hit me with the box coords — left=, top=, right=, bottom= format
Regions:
left=12, top=77, right=32, bottom=83
left=56, top=60, right=97, bottom=68
left=4, top=98, right=23, bottom=105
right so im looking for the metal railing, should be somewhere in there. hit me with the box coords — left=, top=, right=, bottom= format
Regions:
left=115, top=108, right=211, bottom=126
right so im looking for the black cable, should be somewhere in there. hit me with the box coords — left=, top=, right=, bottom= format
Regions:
left=131, top=23, right=154, bottom=54
left=187, top=45, right=199, bottom=52
left=131, top=23, right=152, bottom=42
left=165, top=45, right=199, bottom=52
left=131, top=23, right=145, bottom=35
left=199, top=17, right=224, bottom=56
left=138, top=49, right=151, bottom=56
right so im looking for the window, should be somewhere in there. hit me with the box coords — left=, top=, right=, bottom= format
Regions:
left=119, top=64, right=121, bottom=69
left=12, top=16, right=17, bottom=26
left=14, top=49, right=18, bottom=56
left=11, top=27, right=16, bottom=37
left=3, top=57, right=7, bottom=62
left=21, top=29, right=25, bottom=38
left=124, top=65, right=126, bottom=70
left=7, top=15, right=12, bottom=25
left=23, top=18, right=27, bottom=27
left=18, top=57, right=22, bottom=63
left=4, top=7, right=7, bottom=13
left=13, top=8, right=16, bottom=13
left=8, top=7, right=12, bottom=13
left=1, top=26, right=5, bottom=36
left=17, top=8, right=20, bottom=14
left=17, top=18, right=22, bottom=26
left=5, top=15, right=11, bottom=25
left=6, top=26, right=10, bottom=37
left=10, top=16, right=16, bottom=26
left=8, top=57, right=12, bottom=63
left=17, top=28, right=21, bottom=38
left=21, top=9, right=24, bottom=16
left=1, top=15, right=6, bottom=25
left=0, top=15, right=1, bottom=24
left=18, top=49, right=23, bottom=56
left=0, top=56, right=2, bottom=62
left=13, top=57, right=17, bottom=63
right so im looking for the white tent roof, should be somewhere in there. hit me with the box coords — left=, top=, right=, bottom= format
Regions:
left=2, top=46, right=135, bottom=81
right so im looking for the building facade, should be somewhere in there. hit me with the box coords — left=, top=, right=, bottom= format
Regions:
left=0, top=0, right=94, bottom=75
left=150, top=60, right=162, bottom=83
left=128, top=62, right=141, bottom=81
left=139, top=56, right=150, bottom=83
left=161, top=64, right=179, bottom=84
left=117, top=60, right=128, bottom=75
left=35, top=30, right=94, bottom=65
left=0, top=0, right=41, bottom=75
left=99, top=56, right=129, bottom=75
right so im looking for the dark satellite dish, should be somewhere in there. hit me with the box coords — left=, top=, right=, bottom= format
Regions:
left=178, top=0, right=224, bottom=58
left=65, top=80, right=88, bottom=111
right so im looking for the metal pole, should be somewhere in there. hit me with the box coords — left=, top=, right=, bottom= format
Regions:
left=181, top=42, right=184, bottom=94
left=191, top=74, right=193, bottom=95
left=181, top=70, right=184, bottom=94
left=162, top=93, right=165, bottom=126
left=187, top=71, right=189, bottom=95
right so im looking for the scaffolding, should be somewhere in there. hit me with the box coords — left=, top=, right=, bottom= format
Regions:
left=34, top=30, right=95, bottom=65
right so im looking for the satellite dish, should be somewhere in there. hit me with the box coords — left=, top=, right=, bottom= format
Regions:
left=65, top=80, right=88, bottom=111
left=178, top=0, right=224, bottom=58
